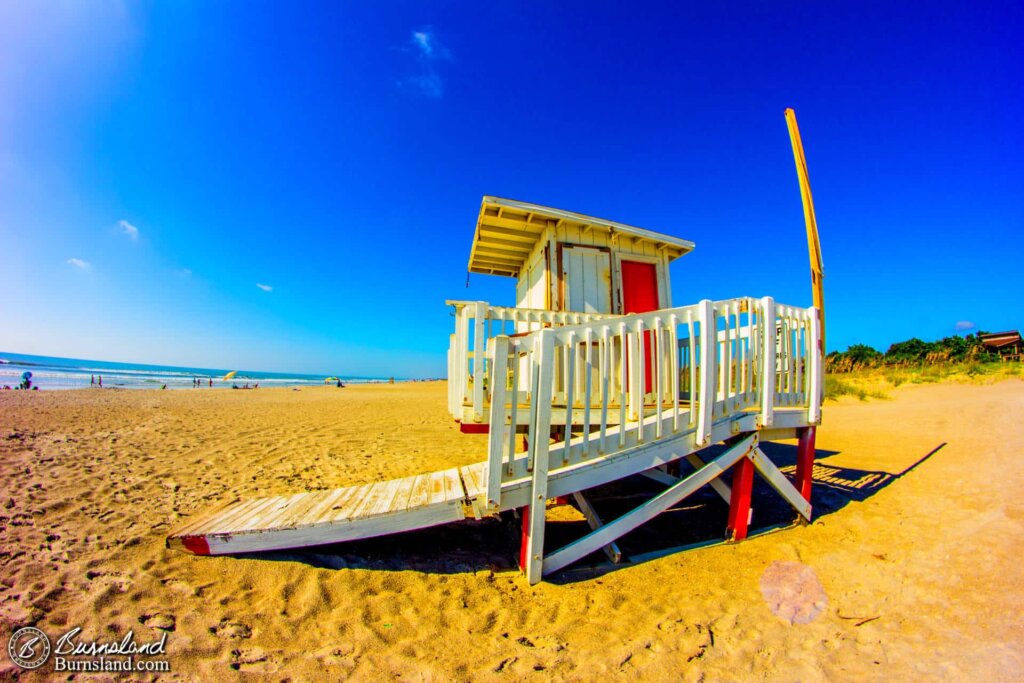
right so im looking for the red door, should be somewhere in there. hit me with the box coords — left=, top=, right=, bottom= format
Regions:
left=621, top=261, right=659, bottom=392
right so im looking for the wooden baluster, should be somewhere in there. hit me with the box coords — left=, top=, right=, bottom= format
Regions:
left=633, top=320, right=644, bottom=443
left=737, top=301, right=743, bottom=403
left=507, top=341, right=519, bottom=476
left=485, top=336, right=509, bottom=511
left=697, top=300, right=716, bottom=447
left=619, top=322, right=628, bottom=449
left=583, top=326, right=593, bottom=452
left=600, top=326, right=610, bottom=453
left=564, top=331, right=575, bottom=464
left=527, top=337, right=542, bottom=472
left=749, top=296, right=757, bottom=401
left=760, top=297, right=776, bottom=428
left=808, top=307, right=822, bottom=424
left=670, top=314, right=680, bottom=433
left=654, top=317, right=663, bottom=439
left=472, top=302, right=487, bottom=422
left=688, top=311, right=697, bottom=426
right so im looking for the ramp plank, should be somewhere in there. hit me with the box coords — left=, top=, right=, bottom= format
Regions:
left=168, top=464, right=485, bottom=556
left=460, top=462, right=487, bottom=500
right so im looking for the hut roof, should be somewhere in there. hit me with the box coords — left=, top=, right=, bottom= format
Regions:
left=468, top=196, right=695, bottom=277
left=979, top=331, right=1022, bottom=349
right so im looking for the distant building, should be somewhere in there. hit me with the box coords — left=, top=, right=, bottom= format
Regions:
left=979, top=331, right=1023, bottom=358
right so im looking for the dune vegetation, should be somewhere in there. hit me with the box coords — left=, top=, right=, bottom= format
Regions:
left=824, top=331, right=1021, bottom=402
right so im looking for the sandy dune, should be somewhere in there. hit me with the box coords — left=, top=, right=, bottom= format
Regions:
left=1, top=380, right=1022, bottom=680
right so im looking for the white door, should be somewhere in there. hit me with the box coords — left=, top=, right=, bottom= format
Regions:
left=563, top=246, right=612, bottom=313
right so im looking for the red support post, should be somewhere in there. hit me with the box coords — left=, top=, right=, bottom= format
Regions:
left=459, top=422, right=490, bottom=434
left=726, top=456, right=755, bottom=541
left=795, top=426, right=816, bottom=504
left=518, top=506, right=530, bottom=572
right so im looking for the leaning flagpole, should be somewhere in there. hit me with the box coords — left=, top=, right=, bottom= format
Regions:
left=785, top=108, right=824, bottom=519
left=784, top=108, right=825, bottom=356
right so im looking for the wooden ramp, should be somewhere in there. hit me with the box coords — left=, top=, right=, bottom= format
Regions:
left=167, top=463, right=487, bottom=556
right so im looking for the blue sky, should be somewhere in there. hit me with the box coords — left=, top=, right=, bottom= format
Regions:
left=1, top=2, right=1021, bottom=377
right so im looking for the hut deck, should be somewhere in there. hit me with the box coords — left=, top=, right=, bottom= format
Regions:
left=167, top=463, right=488, bottom=556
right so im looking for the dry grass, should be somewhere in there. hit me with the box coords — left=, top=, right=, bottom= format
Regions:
left=826, top=361, right=1022, bottom=401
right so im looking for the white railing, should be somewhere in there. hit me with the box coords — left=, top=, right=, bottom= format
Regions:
left=479, top=297, right=822, bottom=512
left=446, top=300, right=621, bottom=422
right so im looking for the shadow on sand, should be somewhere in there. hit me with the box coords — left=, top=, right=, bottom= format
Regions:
left=249, top=442, right=946, bottom=580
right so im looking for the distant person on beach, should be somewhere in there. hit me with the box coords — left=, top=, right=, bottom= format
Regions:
left=161, top=384, right=167, bottom=390
left=208, top=378, right=212, bottom=387
left=91, top=374, right=95, bottom=387
left=98, top=375, right=103, bottom=388
left=336, top=378, right=344, bottom=388
left=20, top=371, right=32, bottom=390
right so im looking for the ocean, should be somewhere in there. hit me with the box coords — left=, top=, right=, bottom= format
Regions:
left=0, top=352, right=391, bottom=390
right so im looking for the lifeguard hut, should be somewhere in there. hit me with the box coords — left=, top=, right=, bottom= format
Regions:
left=169, top=111, right=826, bottom=585
left=448, top=197, right=693, bottom=430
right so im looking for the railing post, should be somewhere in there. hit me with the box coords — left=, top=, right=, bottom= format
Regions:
left=627, top=323, right=640, bottom=421
left=525, top=329, right=556, bottom=585
left=447, top=336, right=454, bottom=416
left=455, top=305, right=470, bottom=407
left=472, top=301, right=487, bottom=422
left=760, top=297, right=776, bottom=428
left=807, top=307, right=822, bottom=425
left=696, top=300, right=716, bottom=447
left=485, top=336, right=510, bottom=511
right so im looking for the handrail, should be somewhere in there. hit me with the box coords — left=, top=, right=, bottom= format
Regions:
left=481, top=297, right=822, bottom=511
left=447, top=301, right=622, bottom=421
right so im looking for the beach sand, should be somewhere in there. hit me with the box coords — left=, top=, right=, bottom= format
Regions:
left=2, top=380, right=1023, bottom=680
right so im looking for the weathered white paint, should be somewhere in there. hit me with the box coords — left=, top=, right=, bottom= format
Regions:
left=563, top=246, right=612, bottom=313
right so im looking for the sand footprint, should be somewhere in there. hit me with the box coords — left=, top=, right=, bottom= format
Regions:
left=230, top=647, right=279, bottom=673
left=85, top=570, right=133, bottom=593
left=211, top=618, right=252, bottom=639
left=159, top=578, right=196, bottom=596
left=139, top=612, right=176, bottom=631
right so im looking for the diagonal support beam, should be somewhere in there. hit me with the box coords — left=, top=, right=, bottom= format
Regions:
left=541, top=435, right=756, bottom=577
left=642, top=457, right=733, bottom=505
left=571, top=492, right=622, bottom=564
left=685, top=454, right=732, bottom=504
left=748, top=447, right=812, bottom=521
left=640, top=467, right=680, bottom=487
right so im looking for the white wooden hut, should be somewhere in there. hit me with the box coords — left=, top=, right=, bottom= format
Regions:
left=468, top=196, right=693, bottom=317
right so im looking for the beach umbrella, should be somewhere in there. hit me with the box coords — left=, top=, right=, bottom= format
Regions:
left=222, top=371, right=238, bottom=381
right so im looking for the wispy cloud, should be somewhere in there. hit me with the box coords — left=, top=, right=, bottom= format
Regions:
left=67, top=257, right=91, bottom=270
left=406, top=73, right=443, bottom=98
left=400, top=27, right=451, bottom=98
left=118, top=219, right=139, bottom=241
left=955, top=320, right=975, bottom=332
left=256, top=283, right=272, bottom=292
left=180, top=268, right=192, bottom=277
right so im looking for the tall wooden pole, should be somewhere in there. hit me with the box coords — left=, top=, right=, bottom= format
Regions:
left=784, top=108, right=825, bottom=354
